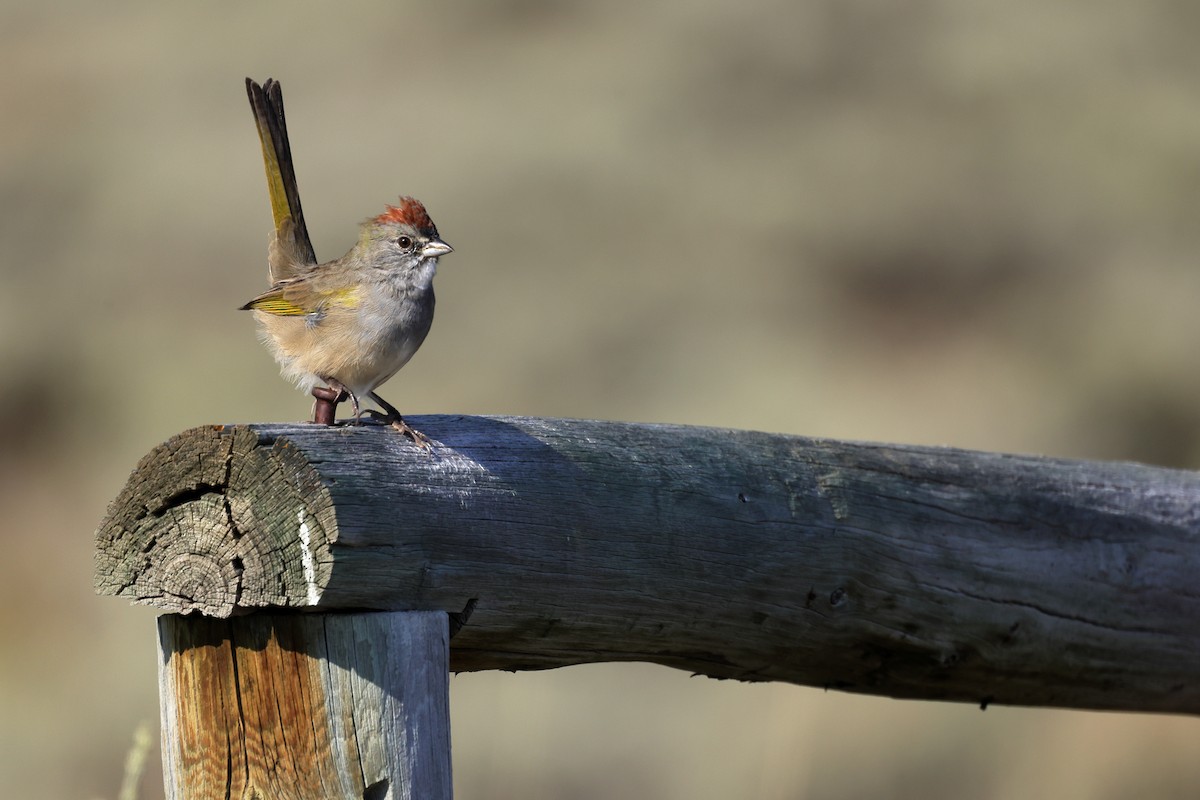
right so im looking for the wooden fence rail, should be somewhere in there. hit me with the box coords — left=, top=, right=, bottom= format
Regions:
left=95, top=415, right=1200, bottom=797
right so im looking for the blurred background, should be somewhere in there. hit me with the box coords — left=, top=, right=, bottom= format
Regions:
left=3, top=1, right=1200, bottom=797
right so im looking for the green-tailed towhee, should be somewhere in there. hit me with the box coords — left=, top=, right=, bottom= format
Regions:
left=240, top=78, right=452, bottom=446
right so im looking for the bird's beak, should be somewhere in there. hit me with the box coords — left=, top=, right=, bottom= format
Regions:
left=422, top=239, right=453, bottom=259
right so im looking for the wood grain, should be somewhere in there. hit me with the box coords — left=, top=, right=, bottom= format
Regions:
left=158, top=610, right=451, bottom=800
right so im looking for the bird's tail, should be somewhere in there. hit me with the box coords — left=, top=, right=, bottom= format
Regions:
left=245, top=78, right=318, bottom=279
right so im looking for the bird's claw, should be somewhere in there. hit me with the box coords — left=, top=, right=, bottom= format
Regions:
left=362, top=409, right=433, bottom=449
left=392, top=419, right=433, bottom=449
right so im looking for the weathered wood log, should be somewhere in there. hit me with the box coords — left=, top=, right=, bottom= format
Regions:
left=158, top=610, right=451, bottom=800
left=97, top=415, right=1200, bottom=714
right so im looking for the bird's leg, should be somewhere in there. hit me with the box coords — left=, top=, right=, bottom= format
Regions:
left=365, top=391, right=403, bottom=419
left=310, top=383, right=348, bottom=426
left=346, top=389, right=363, bottom=422
left=364, top=391, right=432, bottom=448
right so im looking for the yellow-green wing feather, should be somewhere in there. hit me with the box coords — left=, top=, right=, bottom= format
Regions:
left=242, top=292, right=308, bottom=316
left=240, top=284, right=360, bottom=316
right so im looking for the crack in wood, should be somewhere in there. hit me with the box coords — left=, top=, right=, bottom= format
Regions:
left=448, top=598, right=478, bottom=639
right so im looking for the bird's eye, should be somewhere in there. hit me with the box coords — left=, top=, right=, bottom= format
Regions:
left=396, top=235, right=414, bottom=251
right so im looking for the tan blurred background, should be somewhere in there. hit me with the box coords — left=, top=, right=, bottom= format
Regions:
left=3, top=0, right=1200, bottom=797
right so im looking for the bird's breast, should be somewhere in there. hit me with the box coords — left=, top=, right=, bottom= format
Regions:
left=256, top=284, right=434, bottom=395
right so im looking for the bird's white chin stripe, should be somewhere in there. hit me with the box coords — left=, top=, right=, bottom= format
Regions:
left=413, top=259, right=438, bottom=287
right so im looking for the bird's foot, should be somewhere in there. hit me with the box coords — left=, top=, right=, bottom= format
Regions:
left=362, top=409, right=433, bottom=449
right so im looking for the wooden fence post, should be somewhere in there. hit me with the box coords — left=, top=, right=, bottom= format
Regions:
left=157, top=610, right=451, bottom=800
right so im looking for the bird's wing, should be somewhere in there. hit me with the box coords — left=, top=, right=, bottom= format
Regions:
left=240, top=279, right=361, bottom=317
left=239, top=285, right=309, bottom=316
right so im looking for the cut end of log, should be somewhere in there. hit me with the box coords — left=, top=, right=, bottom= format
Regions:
left=94, top=425, right=337, bottom=616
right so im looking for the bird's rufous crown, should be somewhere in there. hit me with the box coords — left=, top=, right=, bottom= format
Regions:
left=373, top=197, right=436, bottom=233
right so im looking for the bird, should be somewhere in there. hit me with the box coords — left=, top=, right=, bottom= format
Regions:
left=240, top=78, right=452, bottom=446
